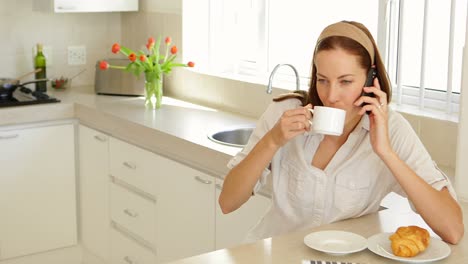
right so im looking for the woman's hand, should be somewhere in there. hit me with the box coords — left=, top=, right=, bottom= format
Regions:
left=354, top=78, right=392, bottom=157
left=267, top=104, right=313, bottom=147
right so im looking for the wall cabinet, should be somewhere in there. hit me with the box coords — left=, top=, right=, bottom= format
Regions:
left=54, top=0, right=138, bottom=13
left=215, top=179, right=271, bottom=249
left=79, top=125, right=110, bottom=262
left=0, top=122, right=77, bottom=260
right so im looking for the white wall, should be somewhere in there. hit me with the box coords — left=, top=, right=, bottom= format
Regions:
left=455, top=28, right=468, bottom=202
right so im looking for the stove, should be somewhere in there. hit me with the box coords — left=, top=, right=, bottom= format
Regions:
left=0, top=87, right=60, bottom=108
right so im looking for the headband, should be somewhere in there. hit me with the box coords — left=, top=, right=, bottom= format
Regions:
left=315, top=21, right=375, bottom=64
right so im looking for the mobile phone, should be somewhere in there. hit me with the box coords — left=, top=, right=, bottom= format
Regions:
left=361, top=68, right=377, bottom=114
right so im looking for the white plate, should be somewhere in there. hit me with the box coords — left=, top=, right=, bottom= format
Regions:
left=367, top=232, right=451, bottom=263
left=303, top=230, right=367, bottom=255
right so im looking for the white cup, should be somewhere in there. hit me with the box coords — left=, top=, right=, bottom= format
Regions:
left=308, top=106, right=346, bottom=136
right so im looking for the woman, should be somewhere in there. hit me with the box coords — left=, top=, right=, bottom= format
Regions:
left=219, top=21, right=464, bottom=244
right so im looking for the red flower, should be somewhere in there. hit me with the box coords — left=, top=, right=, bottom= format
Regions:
left=165, top=37, right=172, bottom=45
left=187, top=61, right=195, bottom=67
left=139, top=54, right=147, bottom=62
left=129, top=53, right=136, bottom=62
left=170, top=46, right=178, bottom=54
left=99, top=60, right=109, bottom=70
left=111, top=43, right=120, bottom=54
left=146, top=37, right=155, bottom=50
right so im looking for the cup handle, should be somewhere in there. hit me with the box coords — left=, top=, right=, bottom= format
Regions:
left=308, top=108, right=314, bottom=126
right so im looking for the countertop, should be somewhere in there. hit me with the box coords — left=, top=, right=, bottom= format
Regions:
left=0, top=86, right=256, bottom=178
left=166, top=203, right=468, bottom=264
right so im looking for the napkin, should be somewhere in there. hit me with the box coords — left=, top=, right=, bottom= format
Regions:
left=302, top=260, right=361, bottom=264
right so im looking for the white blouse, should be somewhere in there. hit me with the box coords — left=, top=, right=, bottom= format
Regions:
left=227, top=99, right=456, bottom=242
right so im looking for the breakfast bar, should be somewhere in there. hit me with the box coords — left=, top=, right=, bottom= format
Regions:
left=167, top=203, right=468, bottom=264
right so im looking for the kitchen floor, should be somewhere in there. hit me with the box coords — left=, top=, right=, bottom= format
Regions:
left=1, top=193, right=411, bottom=264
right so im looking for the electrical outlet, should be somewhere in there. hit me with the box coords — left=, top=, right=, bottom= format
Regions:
left=68, top=46, right=86, bottom=65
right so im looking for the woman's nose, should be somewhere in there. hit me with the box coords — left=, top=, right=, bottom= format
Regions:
left=326, top=83, right=340, bottom=103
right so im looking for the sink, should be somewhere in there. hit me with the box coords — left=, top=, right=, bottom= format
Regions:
left=208, top=125, right=255, bottom=148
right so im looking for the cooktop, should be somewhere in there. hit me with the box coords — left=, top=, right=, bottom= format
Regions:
left=0, top=87, right=60, bottom=108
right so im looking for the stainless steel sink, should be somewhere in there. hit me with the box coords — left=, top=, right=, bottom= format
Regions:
left=208, top=125, right=255, bottom=148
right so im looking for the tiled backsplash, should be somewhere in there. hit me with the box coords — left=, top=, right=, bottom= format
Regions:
left=0, top=0, right=121, bottom=87
left=0, top=0, right=181, bottom=89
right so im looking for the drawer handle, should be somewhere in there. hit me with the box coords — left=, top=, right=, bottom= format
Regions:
left=215, top=183, right=223, bottom=190
left=124, top=256, right=137, bottom=264
left=0, top=134, right=19, bottom=140
left=93, top=135, right=107, bottom=142
left=123, top=209, right=138, bottom=218
left=123, top=161, right=136, bottom=170
left=195, top=176, right=212, bottom=185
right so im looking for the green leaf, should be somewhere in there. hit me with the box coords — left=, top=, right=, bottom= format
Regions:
left=169, top=63, right=187, bottom=67
left=155, top=63, right=162, bottom=75
left=153, top=36, right=161, bottom=64
left=120, top=46, right=134, bottom=57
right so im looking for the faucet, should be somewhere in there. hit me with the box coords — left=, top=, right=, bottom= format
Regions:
left=266, top=64, right=300, bottom=94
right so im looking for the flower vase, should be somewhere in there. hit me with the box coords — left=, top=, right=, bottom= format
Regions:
left=144, top=72, right=163, bottom=110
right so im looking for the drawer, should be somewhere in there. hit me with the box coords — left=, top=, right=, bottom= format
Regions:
left=110, top=228, right=156, bottom=264
left=110, top=183, right=157, bottom=246
left=109, top=137, right=158, bottom=196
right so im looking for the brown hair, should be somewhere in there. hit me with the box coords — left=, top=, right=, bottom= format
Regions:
left=274, top=21, right=392, bottom=106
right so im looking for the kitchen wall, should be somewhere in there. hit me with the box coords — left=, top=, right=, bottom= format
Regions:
left=0, top=0, right=121, bottom=87
left=0, top=0, right=182, bottom=87
left=455, top=30, right=468, bottom=201
left=121, top=1, right=181, bottom=58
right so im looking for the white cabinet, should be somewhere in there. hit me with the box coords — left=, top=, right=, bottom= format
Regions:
left=110, top=182, right=157, bottom=247
left=110, top=228, right=156, bottom=264
left=79, top=125, right=110, bottom=261
left=109, top=137, right=159, bottom=197
left=215, top=179, right=271, bottom=249
left=54, top=0, right=138, bottom=13
left=78, top=129, right=270, bottom=263
left=156, top=156, right=215, bottom=263
left=108, top=137, right=215, bottom=263
left=0, top=123, right=77, bottom=260
left=108, top=137, right=157, bottom=262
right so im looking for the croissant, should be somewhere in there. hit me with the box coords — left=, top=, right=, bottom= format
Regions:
left=389, top=226, right=430, bottom=257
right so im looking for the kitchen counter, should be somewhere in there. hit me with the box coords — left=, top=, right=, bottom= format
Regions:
left=0, top=86, right=256, bottom=178
left=166, top=202, right=468, bottom=264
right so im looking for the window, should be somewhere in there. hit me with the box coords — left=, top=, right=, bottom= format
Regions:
left=209, top=0, right=380, bottom=78
left=386, top=0, right=467, bottom=114
left=183, top=0, right=467, bottom=117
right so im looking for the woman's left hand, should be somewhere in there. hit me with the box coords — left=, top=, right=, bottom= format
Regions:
left=354, top=77, right=392, bottom=157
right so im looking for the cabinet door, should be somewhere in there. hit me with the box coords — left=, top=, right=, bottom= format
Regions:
left=79, top=125, right=110, bottom=261
left=54, top=0, right=138, bottom=12
left=0, top=124, right=77, bottom=260
left=109, top=137, right=159, bottom=197
left=156, top=155, right=215, bottom=263
left=215, top=178, right=271, bottom=249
